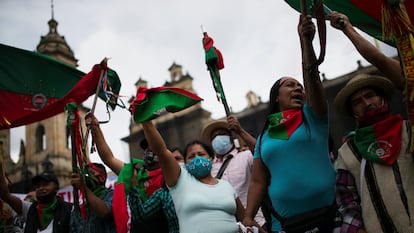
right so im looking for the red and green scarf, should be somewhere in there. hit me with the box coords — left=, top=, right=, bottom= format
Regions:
left=112, top=159, right=164, bottom=233
left=137, top=167, right=163, bottom=201
left=37, top=198, right=58, bottom=230
left=354, top=114, right=403, bottom=165
left=267, top=109, right=303, bottom=139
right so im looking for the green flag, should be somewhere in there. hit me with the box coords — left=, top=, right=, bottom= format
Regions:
left=131, top=86, right=203, bottom=123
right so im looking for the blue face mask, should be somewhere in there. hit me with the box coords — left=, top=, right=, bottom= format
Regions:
left=185, top=156, right=212, bottom=178
left=211, top=135, right=233, bottom=155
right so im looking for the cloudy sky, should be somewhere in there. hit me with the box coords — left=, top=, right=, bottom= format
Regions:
left=1, top=0, right=397, bottom=164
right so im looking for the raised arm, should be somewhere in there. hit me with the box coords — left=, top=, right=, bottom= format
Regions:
left=0, top=162, right=22, bottom=215
left=70, top=172, right=112, bottom=218
left=328, top=11, right=404, bottom=91
left=87, top=114, right=124, bottom=175
left=298, top=14, right=327, bottom=116
left=227, top=115, right=256, bottom=153
left=141, top=121, right=181, bottom=187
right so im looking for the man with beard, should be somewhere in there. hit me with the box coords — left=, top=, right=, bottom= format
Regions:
left=0, top=163, right=73, bottom=233
left=328, top=11, right=414, bottom=232
left=70, top=163, right=116, bottom=233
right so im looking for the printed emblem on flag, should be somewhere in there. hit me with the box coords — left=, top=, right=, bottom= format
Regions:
left=367, top=140, right=392, bottom=158
left=32, top=93, right=48, bottom=109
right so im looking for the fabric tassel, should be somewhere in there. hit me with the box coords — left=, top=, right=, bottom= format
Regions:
left=382, top=1, right=414, bottom=151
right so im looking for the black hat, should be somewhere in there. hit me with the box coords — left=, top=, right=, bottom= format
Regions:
left=32, top=172, right=59, bottom=188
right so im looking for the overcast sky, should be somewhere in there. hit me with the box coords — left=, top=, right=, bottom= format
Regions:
left=1, top=0, right=397, bottom=164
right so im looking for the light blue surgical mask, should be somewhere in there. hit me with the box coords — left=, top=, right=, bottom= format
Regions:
left=185, top=156, right=212, bottom=178
left=211, top=135, right=233, bottom=155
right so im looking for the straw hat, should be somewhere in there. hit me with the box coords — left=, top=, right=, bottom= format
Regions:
left=334, top=73, right=394, bottom=116
left=200, top=120, right=229, bottom=143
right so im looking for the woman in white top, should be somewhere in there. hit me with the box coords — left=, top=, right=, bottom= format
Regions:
left=142, top=121, right=257, bottom=233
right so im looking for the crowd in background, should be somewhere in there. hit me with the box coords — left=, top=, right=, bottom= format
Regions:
left=1, top=10, right=413, bottom=233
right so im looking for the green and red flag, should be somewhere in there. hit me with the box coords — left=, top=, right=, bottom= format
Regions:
left=202, top=32, right=228, bottom=108
left=0, top=44, right=121, bottom=129
left=267, top=109, right=303, bottom=140
left=284, top=0, right=414, bottom=46
left=130, top=86, right=203, bottom=123
left=113, top=158, right=143, bottom=233
left=112, top=159, right=164, bottom=233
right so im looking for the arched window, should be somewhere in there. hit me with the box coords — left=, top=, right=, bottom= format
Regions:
left=35, top=125, right=46, bottom=152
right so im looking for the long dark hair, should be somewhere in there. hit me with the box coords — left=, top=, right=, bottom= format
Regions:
left=258, top=77, right=310, bottom=151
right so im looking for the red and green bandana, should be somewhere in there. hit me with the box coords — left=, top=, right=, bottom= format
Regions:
left=113, top=158, right=144, bottom=233
left=37, top=198, right=58, bottom=230
left=354, top=114, right=403, bottom=165
left=267, top=109, right=303, bottom=139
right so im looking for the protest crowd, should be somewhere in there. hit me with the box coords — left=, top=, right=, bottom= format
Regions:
left=1, top=4, right=414, bottom=233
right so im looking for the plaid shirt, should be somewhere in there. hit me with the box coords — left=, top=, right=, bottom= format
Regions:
left=335, top=169, right=364, bottom=233
left=129, top=186, right=179, bottom=233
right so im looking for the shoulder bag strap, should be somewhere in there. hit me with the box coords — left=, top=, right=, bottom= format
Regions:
left=215, top=154, right=233, bottom=179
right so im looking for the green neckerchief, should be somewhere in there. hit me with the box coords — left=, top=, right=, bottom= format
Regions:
left=37, top=198, right=58, bottom=230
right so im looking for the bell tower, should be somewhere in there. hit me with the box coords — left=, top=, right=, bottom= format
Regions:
left=7, top=2, right=87, bottom=190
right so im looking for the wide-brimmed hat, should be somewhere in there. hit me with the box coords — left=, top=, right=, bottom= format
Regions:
left=201, top=120, right=229, bottom=143
left=334, top=73, right=394, bottom=116
left=32, top=172, right=59, bottom=188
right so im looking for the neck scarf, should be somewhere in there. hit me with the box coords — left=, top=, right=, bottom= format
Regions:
left=37, top=198, right=57, bottom=230
left=267, top=109, right=302, bottom=139
left=354, top=114, right=403, bottom=165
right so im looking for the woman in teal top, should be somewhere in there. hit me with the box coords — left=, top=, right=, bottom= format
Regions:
left=242, top=14, right=336, bottom=233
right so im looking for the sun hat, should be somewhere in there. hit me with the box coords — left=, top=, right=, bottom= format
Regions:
left=200, top=120, right=229, bottom=143
left=334, top=73, right=394, bottom=116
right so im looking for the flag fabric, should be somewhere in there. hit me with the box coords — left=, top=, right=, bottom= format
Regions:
left=380, top=3, right=414, bottom=151
left=202, top=33, right=227, bottom=104
left=0, top=43, right=84, bottom=128
left=131, top=86, right=203, bottom=123
left=112, top=159, right=165, bottom=233
left=203, top=34, right=224, bottom=70
left=113, top=159, right=142, bottom=233
left=354, top=114, right=403, bottom=165
left=0, top=44, right=121, bottom=129
left=284, top=0, right=414, bottom=46
left=267, top=109, right=303, bottom=139
left=99, top=68, right=122, bottom=111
